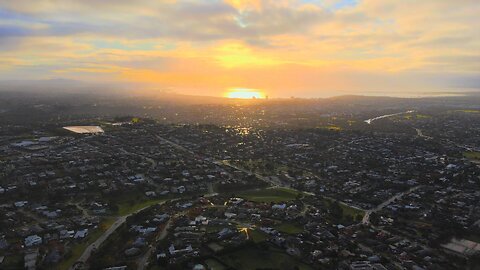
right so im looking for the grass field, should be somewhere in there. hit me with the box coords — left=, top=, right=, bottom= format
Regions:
left=56, top=217, right=116, bottom=270
left=323, top=197, right=364, bottom=221
left=464, top=151, right=480, bottom=160
left=1, top=254, right=23, bottom=269
left=317, top=125, right=342, bottom=131
left=55, top=194, right=169, bottom=270
left=274, top=222, right=304, bottom=234
left=219, top=247, right=313, bottom=270
left=455, top=109, right=480, bottom=114
left=234, top=159, right=290, bottom=175
left=339, top=203, right=364, bottom=219
left=204, top=259, right=228, bottom=270
left=117, top=199, right=164, bottom=216
left=402, top=114, right=431, bottom=120
left=206, top=225, right=226, bottom=234
left=104, top=189, right=164, bottom=216
left=236, top=187, right=303, bottom=203
left=249, top=229, right=268, bottom=243
left=465, top=233, right=480, bottom=243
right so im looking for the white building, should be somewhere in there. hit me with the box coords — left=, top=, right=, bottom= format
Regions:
left=25, top=235, right=42, bottom=247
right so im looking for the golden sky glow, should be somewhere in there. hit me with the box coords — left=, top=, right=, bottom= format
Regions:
left=0, top=0, right=479, bottom=97
left=225, top=88, right=266, bottom=99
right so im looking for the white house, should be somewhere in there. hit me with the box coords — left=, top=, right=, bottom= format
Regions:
left=25, top=235, right=42, bottom=247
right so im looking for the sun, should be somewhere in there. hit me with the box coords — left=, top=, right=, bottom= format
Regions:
left=225, top=88, right=266, bottom=99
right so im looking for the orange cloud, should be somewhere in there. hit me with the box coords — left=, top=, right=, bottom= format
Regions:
left=224, top=0, right=262, bottom=10
left=0, top=0, right=478, bottom=96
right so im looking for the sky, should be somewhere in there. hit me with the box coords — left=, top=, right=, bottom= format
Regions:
left=0, top=0, right=479, bottom=98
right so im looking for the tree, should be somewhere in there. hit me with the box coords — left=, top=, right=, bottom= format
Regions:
left=330, top=201, right=344, bottom=222
left=355, top=214, right=363, bottom=223
left=370, top=212, right=380, bottom=226
left=108, top=202, right=119, bottom=213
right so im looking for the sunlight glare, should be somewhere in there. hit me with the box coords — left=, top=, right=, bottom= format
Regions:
left=225, top=88, right=266, bottom=99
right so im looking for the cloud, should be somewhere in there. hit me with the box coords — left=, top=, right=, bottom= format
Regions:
left=0, top=0, right=478, bottom=96
left=0, top=1, right=333, bottom=41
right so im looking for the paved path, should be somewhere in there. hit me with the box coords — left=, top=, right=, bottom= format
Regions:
left=156, top=134, right=279, bottom=189
left=364, top=110, right=415, bottom=124
left=415, top=128, right=432, bottom=139
left=137, top=207, right=193, bottom=270
left=71, top=216, right=125, bottom=270
left=71, top=201, right=168, bottom=270
left=155, top=135, right=194, bottom=154
left=74, top=202, right=92, bottom=219
left=474, top=219, right=480, bottom=227
left=362, top=185, right=423, bottom=224
left=137, top=218, right=174, bottom=270
left=156, top=132, right=424, bottom=228
left=216, top=160, right=276, bottom=186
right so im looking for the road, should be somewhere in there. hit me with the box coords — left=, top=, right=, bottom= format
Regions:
left=474, top=219, right=480, bottom=227
left=362, top=185, right=423, bottom=224
left=137, top=208, right=190, bottom=270
left=19, top=209, right=48, bottom=224
left=137, top=218, right=174, bottom=270
left=155, top=135, right=194, bottom=155
left=155, top=134, right=277, bottom=187
left=207, top=182, right=217, bottom=196
left=71, top=201, right=168, bottom=270
left=155, top=133, right=360, bottom=215
left=119, top=147, right=157, bottom=170
left=155, top=132, right=426, bottom=228
left=74, top=201, right=92, bottom=219
left=71, top=131, right=426, bottom=269
left=71, top=216, right=125, bottom=270
left=415, top=128, right=432, bottom=139
left=215, top=160, right=276, bottom=186
left=364, top=110, right=415, bottom=124
left=136, top=193, right=226, bottom=270
left=72, top=135, right=222, bottom=269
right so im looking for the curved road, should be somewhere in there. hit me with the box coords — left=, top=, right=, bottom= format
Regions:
left=364, top=110, right=415, bottom=124
left=415, top=128, right=432, bottom=139
left=70, top=201, right=169, bottom=270
left=156, top=134, right=281, bottom=190
left=137, top=218, right=173, bottom=270
left=362, top=185, right=423, bottom=224
left=155, top=132, right=425, bottom=228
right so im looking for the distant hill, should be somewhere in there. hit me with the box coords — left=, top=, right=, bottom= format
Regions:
left=1, top=79, right=479, bottom=109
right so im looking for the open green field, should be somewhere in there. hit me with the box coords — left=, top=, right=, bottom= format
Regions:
left=104, top=189, right=167, bottom=216
left=339, top=203, right=364, bottom=218
left=56, top=217, right=116, bottom=270
left=219, top=246, right=313, bottom=270
left=204, top=259, right=228, bottom=270
left=206, top=225, right=227, bottom=234
left=464, top=151, right=480, bottom=160
left=455, top=109, right=480, bottom=114
left=1, top=254, right=23, bottom=269
left=317, top=125, right=342, bottom=131
left=147, top=266, right=165, bottom=270
left=402, top=114, right=431, bottom=120
left=236, top=187, right=303, bottom=203
left=274, top=222, right=304, bottom=234
left=249, top=229, right=268, bottom=243
left=117, top=198, right=164, bottom=216
left=465, top=233, right=480, bottom=243
left=233, top=159, right=290, bottom=175
left=323, top=197, right=365, bottom=221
